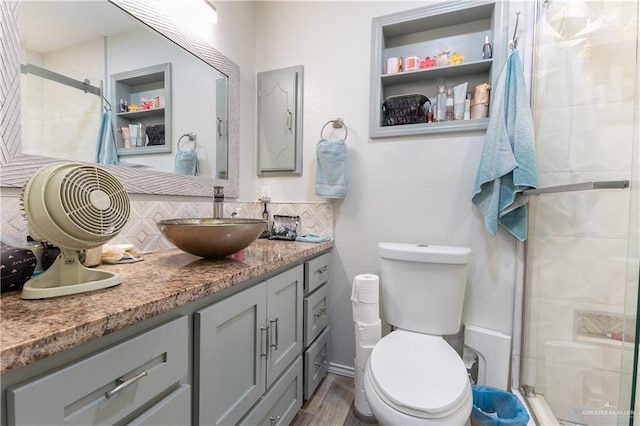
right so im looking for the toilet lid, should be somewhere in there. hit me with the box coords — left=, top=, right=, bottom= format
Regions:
left=368, top=330, right=470, bottom=418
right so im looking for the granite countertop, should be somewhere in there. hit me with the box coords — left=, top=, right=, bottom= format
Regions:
left=0, top=239, right=333, bottom=375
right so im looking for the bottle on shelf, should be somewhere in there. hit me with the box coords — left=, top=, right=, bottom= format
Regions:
left=436, top=84, right=447, bottom=122
left=482, top=35, right=493, bottom=60
left=445, top=87, right=454, bottom=121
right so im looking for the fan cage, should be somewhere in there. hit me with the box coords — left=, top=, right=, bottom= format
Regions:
left=59, top=166, right=130, bottom=237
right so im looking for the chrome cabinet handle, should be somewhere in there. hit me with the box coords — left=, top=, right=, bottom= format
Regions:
left=105, top=369, right=148, bottom=399
left=270, top=318, right=279, bottom=350
left=286, top=110, right=292, bottom=131
left=314, top=352, right=328, bottom=368
left=217, top=117, right=222, bottom=137
left=313, top=306, right=327, bottom=319
left=315, top=266, right=327, bottom=275
left=270, top=415, right=281, bottom=425
left=260, top=326, right=269, bottom=358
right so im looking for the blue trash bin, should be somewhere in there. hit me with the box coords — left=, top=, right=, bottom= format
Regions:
left=471, top=385, right=530, bottom=426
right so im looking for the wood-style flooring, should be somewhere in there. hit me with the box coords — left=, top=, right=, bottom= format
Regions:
left=291, top=373, right=378, bottom=426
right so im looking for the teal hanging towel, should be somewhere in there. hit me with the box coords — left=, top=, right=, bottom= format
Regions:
left=315, top=139, right=347, bottom=199
left=472, top=48, right=538, bottom=241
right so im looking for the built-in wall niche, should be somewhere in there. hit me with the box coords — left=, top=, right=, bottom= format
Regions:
left=111, top=63, right=172, bottom=156
left=369, top=0, right=508, bottom=138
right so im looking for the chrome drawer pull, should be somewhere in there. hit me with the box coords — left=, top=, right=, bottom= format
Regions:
left=105, top=370, right=148, bottom=399
left=314, top=352, right=328, bottom=368
left=314, top=266, right=327, bottom=275
left=260, top=326, right=269, bottom=358
left=270, top=415, right=281, bottom=425
left=314, top=306, right=327, bottom=319
left=270, top=318, right=279, bottom=350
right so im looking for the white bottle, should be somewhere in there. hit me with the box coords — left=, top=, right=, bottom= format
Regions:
left=436, top=85, right=447, bottom=122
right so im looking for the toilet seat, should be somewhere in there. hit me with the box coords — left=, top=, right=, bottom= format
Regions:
left=367, top=329, right=471, bottom=419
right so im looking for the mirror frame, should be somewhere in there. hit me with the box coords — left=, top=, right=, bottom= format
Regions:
left=0, top=0, right=239, bottom=198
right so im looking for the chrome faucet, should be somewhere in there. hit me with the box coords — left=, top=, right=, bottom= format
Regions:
left=213, top=186, right=224, bottom=219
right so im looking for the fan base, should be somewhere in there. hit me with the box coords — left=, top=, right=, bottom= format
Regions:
left=22, top=253, right=121, bottom=299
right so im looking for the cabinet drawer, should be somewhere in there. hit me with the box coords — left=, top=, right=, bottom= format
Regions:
left=304, top=252, right=330, bottom=295
left=304, top=327, right=330, bottom=400
left=8, top=316, right=188, bottom=426
left=304, top=283, right=329, bottom=347
left=129, top=384, right=191, bottom=425
left=240, top=356, right=303, bottom=426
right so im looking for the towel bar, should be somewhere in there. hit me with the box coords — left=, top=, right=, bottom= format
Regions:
left=522, top=180, right=629, bottom=196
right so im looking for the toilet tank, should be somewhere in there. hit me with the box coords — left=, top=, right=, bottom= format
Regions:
left=378, top=243, right=471, bottom=335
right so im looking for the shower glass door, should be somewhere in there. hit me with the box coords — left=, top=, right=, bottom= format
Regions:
left=522, top=0, right=639, bottom=425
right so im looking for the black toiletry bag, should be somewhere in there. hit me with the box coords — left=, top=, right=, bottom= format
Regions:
left=269, top=215, right=300, bottom=241
left=382, top=94, right=429, bottom=126
left=1, top=242, right=37, bottom=293
left=145, top=124, right=165, bottom=145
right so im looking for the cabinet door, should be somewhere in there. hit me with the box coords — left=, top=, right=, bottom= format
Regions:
left=240, top=356, right=303, bottom=426
left=266, top=265, right=303, bottom=388
left=257, top=66, right=303, bottom=175
left=196, top=283, right=267, bottom=426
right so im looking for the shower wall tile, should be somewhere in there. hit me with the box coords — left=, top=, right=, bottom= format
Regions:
left=535, top=1, right=638, bottom=110
left=527, top=236, right=628, bottom=306
left=535, top=102, right=635, bottom=174
left=525, top=294, right=633, bottom=364
left=533, top=106, right=571, bottom=172
left=524, top=296, right=577, bottom=358
left=0, top=196, right=334, bottom=254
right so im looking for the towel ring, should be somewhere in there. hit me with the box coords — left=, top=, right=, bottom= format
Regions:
left=178, top=133, right=196, bottom=151
left=320, top=118, right=348, bottom=140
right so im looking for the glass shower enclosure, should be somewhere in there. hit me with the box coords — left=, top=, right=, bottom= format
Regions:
left=520, top=0, right=639, bottom=425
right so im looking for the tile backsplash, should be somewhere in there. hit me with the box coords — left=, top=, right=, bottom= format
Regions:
left=0, top=196, right=333, bottom=253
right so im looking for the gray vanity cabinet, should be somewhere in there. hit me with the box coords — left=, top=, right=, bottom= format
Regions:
left=196, top=265, right=303, bottom=426
left=7, top=316, right=189, bottom=425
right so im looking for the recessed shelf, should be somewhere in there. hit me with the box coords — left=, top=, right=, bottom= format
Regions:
left=111, top=63, right=171, bottom=156
left=116, top=107, right=165, bottom=119
left=369, top=1, right=507, bottom=138
left=381, top=59, right=493, bottom=85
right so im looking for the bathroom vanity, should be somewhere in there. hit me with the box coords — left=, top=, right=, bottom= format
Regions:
left=0, top=239, right=333, bottom=425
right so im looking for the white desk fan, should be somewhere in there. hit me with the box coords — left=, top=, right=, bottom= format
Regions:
left=21, top=163, right=131, bottom=299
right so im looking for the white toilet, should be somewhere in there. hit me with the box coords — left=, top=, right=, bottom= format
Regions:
left=364, top=242, right=473, bottom=425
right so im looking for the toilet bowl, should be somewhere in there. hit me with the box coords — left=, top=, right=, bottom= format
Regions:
left=363, top=329, right=472, bottom=425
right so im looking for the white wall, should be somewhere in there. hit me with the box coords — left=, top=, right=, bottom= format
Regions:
left=251, top=1, right=520, bottom=369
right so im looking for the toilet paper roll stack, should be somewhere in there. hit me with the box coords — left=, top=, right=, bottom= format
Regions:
left=351, top=273, right=379, bottom=324
left=351, top=274, right=382, bottom=419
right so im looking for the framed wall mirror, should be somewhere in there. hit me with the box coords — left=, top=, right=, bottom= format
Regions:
left=1, top=0, right=239, bottom=197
